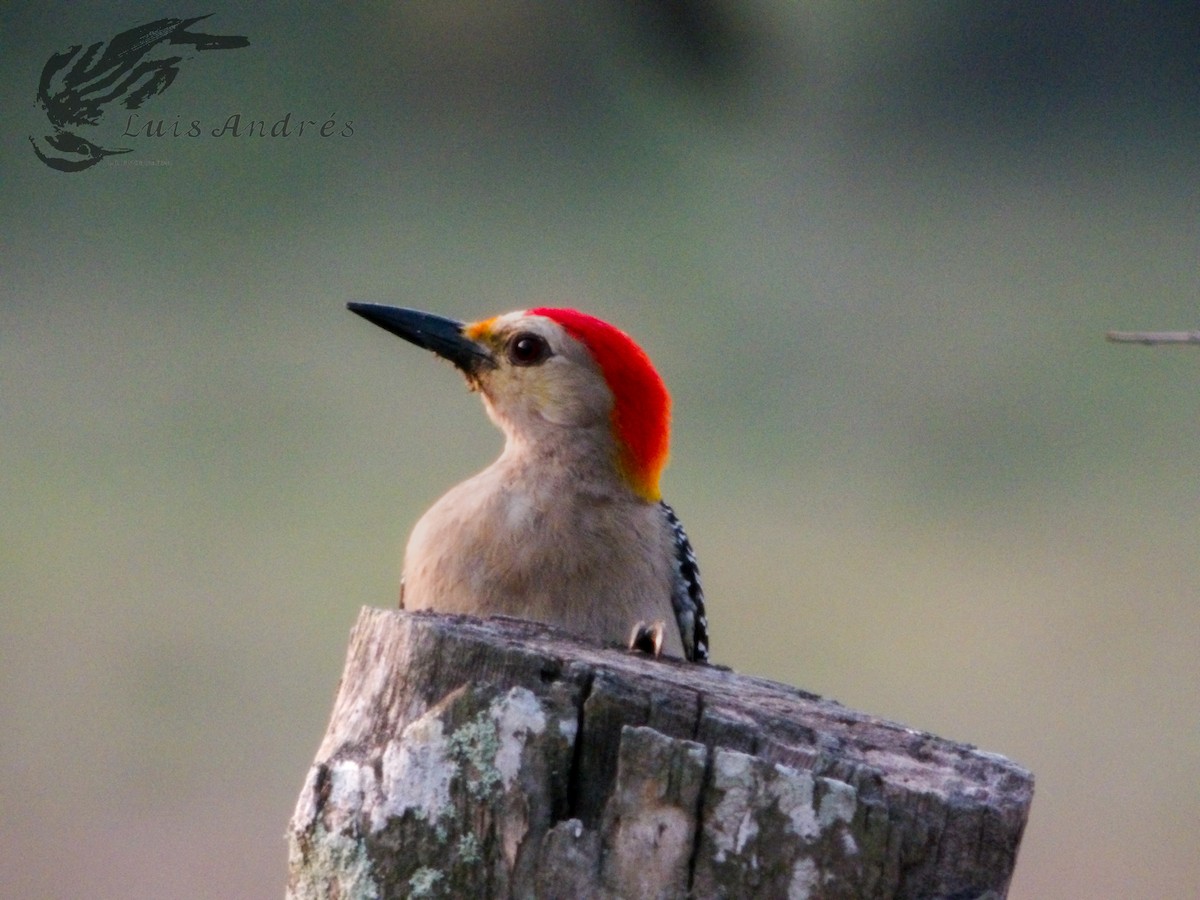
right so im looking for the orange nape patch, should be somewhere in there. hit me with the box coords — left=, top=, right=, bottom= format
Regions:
left=530, top=307, right=671, bottom=501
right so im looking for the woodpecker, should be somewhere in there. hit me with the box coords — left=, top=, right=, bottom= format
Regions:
left=348, top=303, right=709, bottom=663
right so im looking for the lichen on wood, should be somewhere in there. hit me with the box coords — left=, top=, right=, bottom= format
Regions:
left=287, top=608, right=1033, bottom=899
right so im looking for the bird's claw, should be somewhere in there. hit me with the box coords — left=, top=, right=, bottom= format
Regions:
left=628, top=620, right=666, bottom=657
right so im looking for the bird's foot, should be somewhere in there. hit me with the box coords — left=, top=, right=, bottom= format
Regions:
left=628, top=620, right=666, bottom=657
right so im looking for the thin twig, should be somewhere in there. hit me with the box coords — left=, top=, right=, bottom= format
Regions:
left=1106, top=330, right=1200, bottom=346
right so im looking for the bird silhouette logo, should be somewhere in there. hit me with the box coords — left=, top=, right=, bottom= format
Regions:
left=29, top=14, right=249, bottom=172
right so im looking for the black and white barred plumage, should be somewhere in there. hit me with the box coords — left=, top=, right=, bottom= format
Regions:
left=661, top=500, right=708, bottom=663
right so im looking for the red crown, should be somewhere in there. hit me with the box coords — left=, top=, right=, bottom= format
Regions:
left=530, top=308, right=670, bottom=501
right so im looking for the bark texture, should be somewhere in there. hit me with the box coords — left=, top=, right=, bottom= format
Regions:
left=288, top=608, right=1033, bottom=899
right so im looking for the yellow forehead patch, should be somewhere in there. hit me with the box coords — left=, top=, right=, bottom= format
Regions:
left=464, top=316, right=499, bottom=341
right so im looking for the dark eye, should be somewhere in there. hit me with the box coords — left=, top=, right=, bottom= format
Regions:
left=506, top=332, right=552, bottom=366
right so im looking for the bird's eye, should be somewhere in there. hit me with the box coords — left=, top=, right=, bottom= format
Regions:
left=507, top=332, right=552, bottom=366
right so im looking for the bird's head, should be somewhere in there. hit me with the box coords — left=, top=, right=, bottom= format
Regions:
left=28, top=131, right=132, bottom=173
left=349, top=303, right=670, bottom=501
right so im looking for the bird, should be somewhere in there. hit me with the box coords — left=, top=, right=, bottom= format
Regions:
left=29, top=14, right=248, bottom=172
left=348, top=302, right=709, bottom=663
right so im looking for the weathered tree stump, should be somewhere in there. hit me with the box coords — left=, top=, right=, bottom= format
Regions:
left=287, top=608, right=1033, bottom=899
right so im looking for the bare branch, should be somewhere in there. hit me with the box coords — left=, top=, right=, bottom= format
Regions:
left=1106, top=330, right=1200, bottom=345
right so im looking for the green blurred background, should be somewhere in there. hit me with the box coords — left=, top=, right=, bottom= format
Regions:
left=3, top=3, right=1198, bottom=897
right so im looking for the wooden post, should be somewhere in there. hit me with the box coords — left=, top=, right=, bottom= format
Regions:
left=287, top=608, right=1033, bottom=899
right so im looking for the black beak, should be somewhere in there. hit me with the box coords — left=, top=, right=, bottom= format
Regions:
left=347, top=303, right=494, bottom=374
